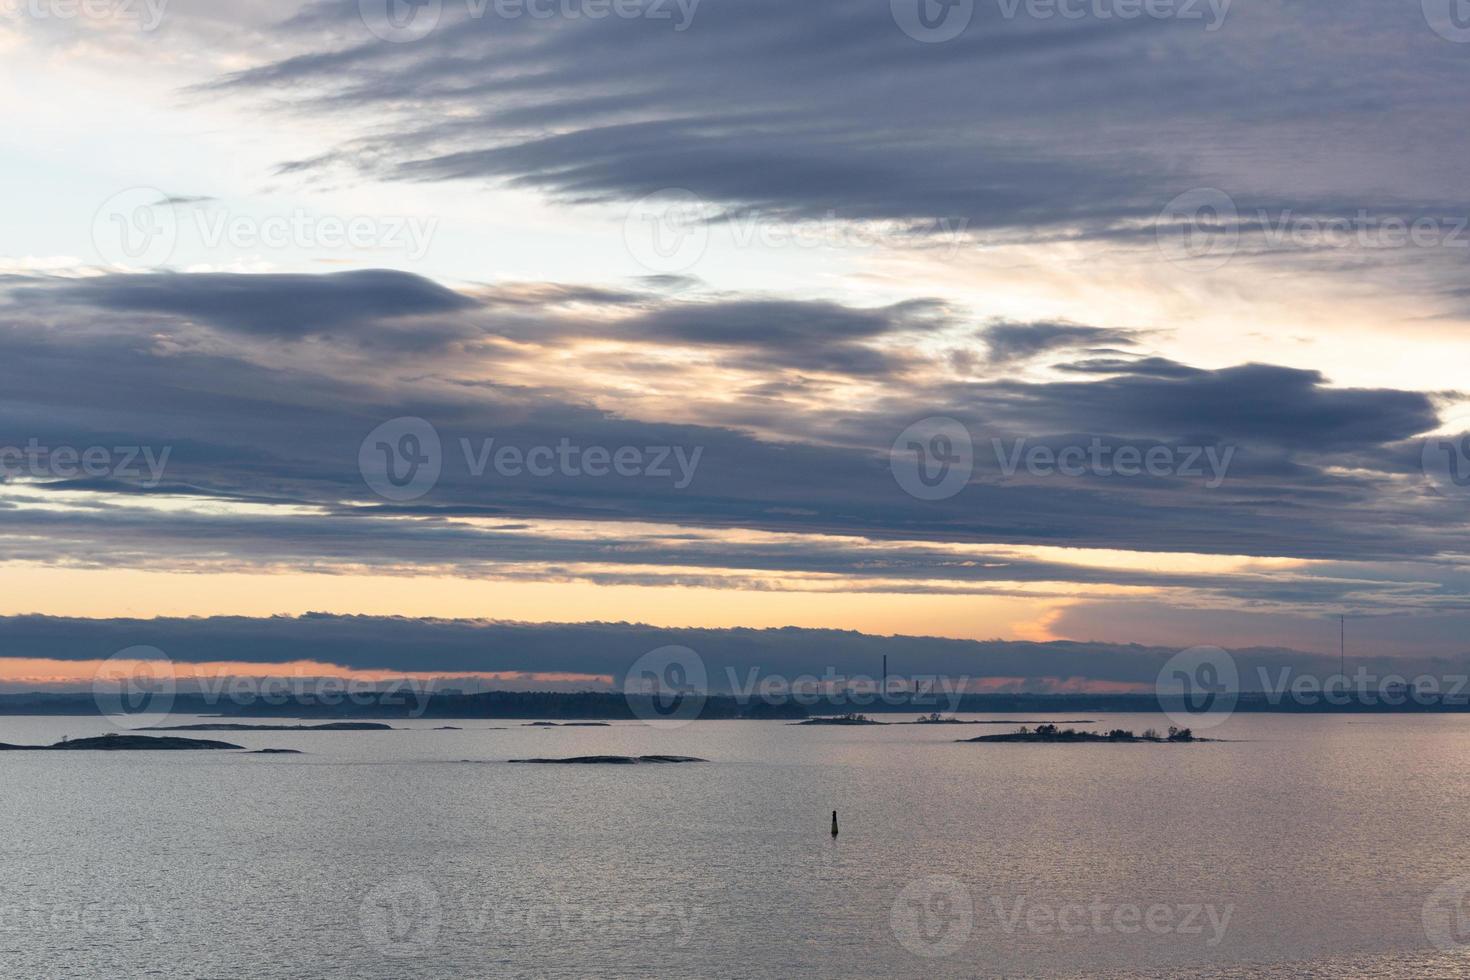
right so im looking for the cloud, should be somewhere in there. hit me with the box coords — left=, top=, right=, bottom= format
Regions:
left=1, top=268, right=1466, bottom=630
left=980, top=321, right=1143, bottom=365
left=612, top=298, right=946, bottom=376
left=200, top=0, right=1470, bottom=261
left=945, top=363, right=1438, bottom=451
left=1054, top=357, right=1200, bottom=378
left=0, top=612, right=1442, bottom=691
left=26, top=270, right=479, bottom=342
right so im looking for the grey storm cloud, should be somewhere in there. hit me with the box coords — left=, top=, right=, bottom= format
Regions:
left=980, top=321, right=1144, bottom=365
left=612, top=298, right=947, bottom=375
left=25, top=270, right=479, bottom=341
left=197, top=0, right=1470, bottom=258
left=1055, top=357, right=1202, bottom=378
left=945, top=363, right=1439, bottom=451
left=210, top=0, right=1161, bottom=229
left=0, top=269, right=1463, bottom=596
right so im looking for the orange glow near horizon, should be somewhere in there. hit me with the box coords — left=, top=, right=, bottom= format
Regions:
left=0, top=657, right=613, bottom=690
left=0, top=657, right=1145, bottom=695
left=0, top=563, right=1070, bottom=642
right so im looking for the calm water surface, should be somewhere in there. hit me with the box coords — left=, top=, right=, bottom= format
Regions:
left=3, top=712, right=1470, bottom=978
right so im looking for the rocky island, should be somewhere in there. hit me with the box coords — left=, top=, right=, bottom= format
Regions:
left=524, top=722, right=611, bottom=728
left=909, top=714, right=1098, bottom=725
left=962, top=724, right=1210, bottom=744
left=795, top=714, right=884, bottom=726
left=509, top=755, right=706, bottom=765
left=0, top=734, right=245, bottom=751
left=143, top=722, right=393, bottom=732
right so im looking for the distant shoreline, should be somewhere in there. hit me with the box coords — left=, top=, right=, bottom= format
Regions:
left=6, top=691, right=1470, bottom=719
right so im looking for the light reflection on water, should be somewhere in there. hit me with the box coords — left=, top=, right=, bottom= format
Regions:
left=2, top=713, right=1470, bottom=978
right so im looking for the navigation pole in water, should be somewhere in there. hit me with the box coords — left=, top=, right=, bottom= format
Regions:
left=831, top=811, right=839, bottom=837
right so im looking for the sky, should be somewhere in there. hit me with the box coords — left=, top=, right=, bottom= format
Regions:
left=2, top=0, right=1470, bottom=689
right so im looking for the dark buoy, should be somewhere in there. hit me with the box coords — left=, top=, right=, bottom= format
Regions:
left=831, top=810, right=839, bottom=837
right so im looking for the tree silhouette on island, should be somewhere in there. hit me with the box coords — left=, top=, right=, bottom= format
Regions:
left=963, top=724, right=1209, bottom=744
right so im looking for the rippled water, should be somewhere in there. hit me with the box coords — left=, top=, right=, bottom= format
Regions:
left=3, top=712, right=1470, bottom=978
